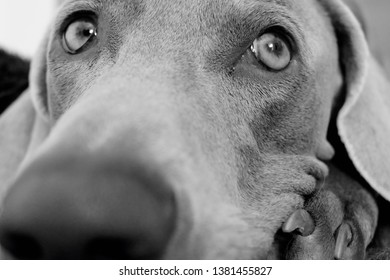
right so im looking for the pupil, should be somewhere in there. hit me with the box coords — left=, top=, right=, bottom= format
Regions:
left=82, top=28, right=93, bottom=37
left=267, top=40, right=283, bottom=56
left=267, top=42, right=275, bottom=52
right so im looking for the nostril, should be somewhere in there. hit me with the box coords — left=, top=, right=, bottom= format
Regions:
left=0, top=155, right=177, bottom=259
left=0, top=231, right=43, bottom=260
left=86, top=237, right=161, bottom=260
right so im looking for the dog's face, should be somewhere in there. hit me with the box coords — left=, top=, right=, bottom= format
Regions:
left=0, top=0, right=350, bottom=259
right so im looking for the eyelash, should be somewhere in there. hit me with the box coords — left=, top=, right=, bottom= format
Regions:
left=59, top=10, right=98, bottom=36
left=256, top=25, right=296, bottom=55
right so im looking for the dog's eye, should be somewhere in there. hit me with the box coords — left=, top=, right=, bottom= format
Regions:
left=250, top=32, right=291, bottom=71
left=62, top=18, right=97, bottom=54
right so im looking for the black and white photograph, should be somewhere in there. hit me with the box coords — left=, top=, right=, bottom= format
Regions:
left=0, top=0, right=390, bottom=277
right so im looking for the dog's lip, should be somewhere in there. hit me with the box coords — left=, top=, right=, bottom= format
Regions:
left=311, top=158, right=329, bottom=181
left=278, top=159, right=327, bottom=232
left=291, top=158, right=329, bottom=197
left=272, top=159, right=329, bottom=259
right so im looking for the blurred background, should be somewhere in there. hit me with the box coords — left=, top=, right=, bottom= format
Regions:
left=0, top=0, right=55, bottom=58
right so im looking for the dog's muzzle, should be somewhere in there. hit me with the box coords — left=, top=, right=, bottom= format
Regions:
left=0, top=151, right=176, bottom=260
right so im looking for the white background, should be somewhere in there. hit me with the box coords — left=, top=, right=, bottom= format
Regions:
left=0, top=261, right=387, bottom=280
left=0, top=0, right=55, bottom=58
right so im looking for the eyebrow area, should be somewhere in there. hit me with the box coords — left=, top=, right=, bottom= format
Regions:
left=54, top=0, right=103, bottom=32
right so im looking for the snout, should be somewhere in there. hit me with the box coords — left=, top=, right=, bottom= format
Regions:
left=0, top=151, right=176, bottom=260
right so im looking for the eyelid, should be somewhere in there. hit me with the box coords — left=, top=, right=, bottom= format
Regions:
left=239, top=6, right=304, bottom=52
left=58, top=10, right=98, bottom=36
left=256, top=25, right=296, bottom=56
left=55, top=0, right=100, bottom=27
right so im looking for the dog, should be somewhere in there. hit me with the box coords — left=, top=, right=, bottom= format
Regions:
left=0, top=0, right=390, bottom=259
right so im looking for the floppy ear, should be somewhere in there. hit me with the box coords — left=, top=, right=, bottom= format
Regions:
left=0, top=35, right=52, bottom=187
left=321, top=0, right=390, bottom=201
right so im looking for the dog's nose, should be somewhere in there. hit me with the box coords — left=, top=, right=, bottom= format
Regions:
left=0, top=155, right=176, bottom=259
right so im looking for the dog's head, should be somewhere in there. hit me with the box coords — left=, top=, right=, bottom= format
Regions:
left=0, top=0, right=388, bottom=259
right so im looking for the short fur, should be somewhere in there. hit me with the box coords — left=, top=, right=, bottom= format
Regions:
left=0, top=0, right=388, bottom=259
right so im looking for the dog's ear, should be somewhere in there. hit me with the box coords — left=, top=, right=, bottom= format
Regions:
left=322, top=0, right=390, bottom=201
left=29, top=33, right=50, bottom=121
left=0, top=34, right=52, bottom=184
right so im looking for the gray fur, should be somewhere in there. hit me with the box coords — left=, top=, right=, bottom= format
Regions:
left=0, top=0, right=383, bottom=259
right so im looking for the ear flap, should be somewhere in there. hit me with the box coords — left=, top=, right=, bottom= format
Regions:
left=321, top=0, right=390, bottom=201
left=0, top=33, right=52, bottom=187
left=29, top=33, right=50, bottom=121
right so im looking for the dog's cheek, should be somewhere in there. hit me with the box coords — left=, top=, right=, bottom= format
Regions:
left=45, top=37, right=116, bottom=120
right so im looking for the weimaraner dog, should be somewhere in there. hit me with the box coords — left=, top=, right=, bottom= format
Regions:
left=1, top=0, right=390, bottom=259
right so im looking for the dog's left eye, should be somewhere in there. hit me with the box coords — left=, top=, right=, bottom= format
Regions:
left=62, top=18, right=97, bottom=54
left=250, top=32, right=291, bottom=71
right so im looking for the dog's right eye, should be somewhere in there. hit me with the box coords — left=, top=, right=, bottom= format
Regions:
left=62, top=18, right=98, bottom=54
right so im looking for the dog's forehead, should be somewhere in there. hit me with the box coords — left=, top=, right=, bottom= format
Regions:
left=58, top=0, right=322, bottom=26
left=56, top=0, right=331, bottom=58
left=60, top=0, right=297, bottom=8
left=52, top=0, right=337, bottom=76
